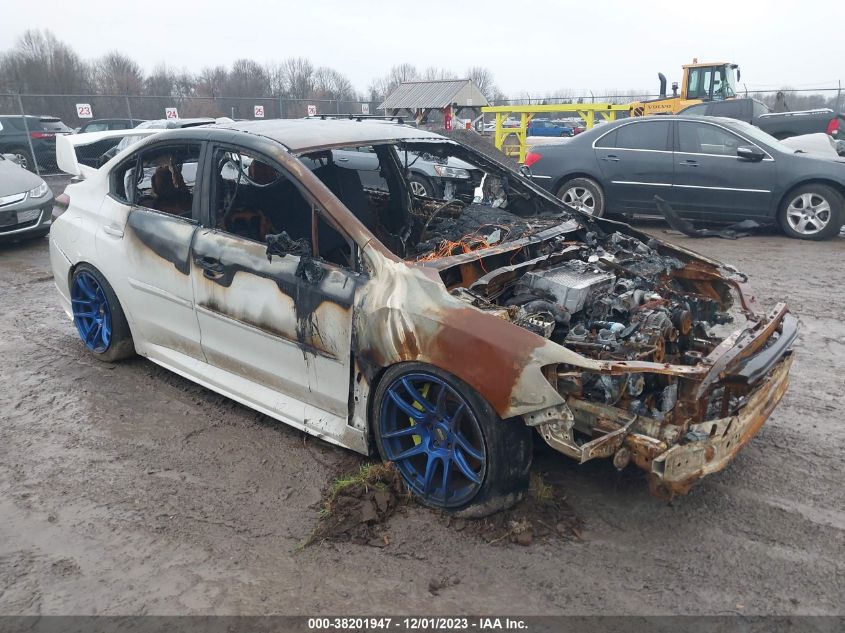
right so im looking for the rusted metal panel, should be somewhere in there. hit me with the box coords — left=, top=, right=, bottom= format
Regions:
left=651, top=354, right=793, bottom=495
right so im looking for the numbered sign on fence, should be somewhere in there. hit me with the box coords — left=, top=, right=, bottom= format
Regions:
left=361, top=103, right=370, bottom=115
left=76, top=104, right=93, bottom=119
left=165, top=107, right=179, bottom=119
left=254, top=105, right=265, bottom=118
left=307, top=104, right=317, bottom=117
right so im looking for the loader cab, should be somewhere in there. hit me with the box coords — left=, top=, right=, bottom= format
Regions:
left=682, top=62, right=740, bottom=102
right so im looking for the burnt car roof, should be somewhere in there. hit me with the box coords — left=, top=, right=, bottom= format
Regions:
left=212, top=118, right=444, bottom=152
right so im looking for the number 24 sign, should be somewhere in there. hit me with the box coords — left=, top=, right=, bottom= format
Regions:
left=76, top=103, right=93, bottom=119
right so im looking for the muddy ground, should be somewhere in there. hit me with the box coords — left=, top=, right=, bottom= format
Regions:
left=0, top=176, right=843, bottom=615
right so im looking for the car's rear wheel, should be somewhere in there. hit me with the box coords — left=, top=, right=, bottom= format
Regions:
left=778, top=184, right=843, bottom=240
left=9, top=146, right=35, bottom=172
left=70, top=264, right=135, bottom=362
left=373, top=363, right=532, bottom=517
left=557, top=177, right=605, bottom=217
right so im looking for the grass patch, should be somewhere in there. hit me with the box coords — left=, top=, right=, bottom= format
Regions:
left=307, top=461, right=408, bottom=547
left=529, top=472, right=554, bottom=502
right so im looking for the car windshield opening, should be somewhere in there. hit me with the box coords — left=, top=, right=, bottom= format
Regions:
left=298, top=140, right=575, bottom=262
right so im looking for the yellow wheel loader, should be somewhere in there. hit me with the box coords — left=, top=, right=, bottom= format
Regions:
left=630, top=60, right=741, bottom=116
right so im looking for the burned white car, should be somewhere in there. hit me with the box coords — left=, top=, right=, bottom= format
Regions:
left=51, top=120, right=796, bottom=514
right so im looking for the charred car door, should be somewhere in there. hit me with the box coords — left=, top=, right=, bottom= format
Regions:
left=190, top=144, right=362, bottom=441
left=103, top=141, right=206, bottom=361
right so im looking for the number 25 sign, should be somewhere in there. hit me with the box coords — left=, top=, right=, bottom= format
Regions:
left=76, top=103, right=93, bottom=119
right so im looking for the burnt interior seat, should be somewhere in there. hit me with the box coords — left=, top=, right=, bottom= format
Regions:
left=313, top=164, right=376, bottom=226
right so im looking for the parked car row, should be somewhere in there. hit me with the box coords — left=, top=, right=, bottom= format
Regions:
left=527, top=118, right=574, bottom=137
left=0, top=115, right=151, bottom=172
left=525, top=115, right=845, bottom=240
left=0, top=115, right=73, bottom=171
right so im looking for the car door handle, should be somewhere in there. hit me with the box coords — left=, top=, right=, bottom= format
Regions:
left=194, top=256, right=224, bottom=279
left=679, top=160, right=699, bottom=167
left=336, top=157, right=350, bottom=162
left=601, top=154, right=621, bottom=162
left=103, top=224, right=124, bottom=238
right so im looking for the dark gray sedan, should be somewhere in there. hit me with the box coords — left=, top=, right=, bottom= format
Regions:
left=525, top=115, right=845, bottom=240
left=0, top=154, right=54, bottom=241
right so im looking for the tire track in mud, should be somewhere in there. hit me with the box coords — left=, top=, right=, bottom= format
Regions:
left=1, top=230, right=844, bottom=615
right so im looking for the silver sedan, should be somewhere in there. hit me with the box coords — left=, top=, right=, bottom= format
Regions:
left=0, top=154, right=54, bottom=241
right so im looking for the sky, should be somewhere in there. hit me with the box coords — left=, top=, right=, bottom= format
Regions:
left=1, top=0, right=842, bottom=97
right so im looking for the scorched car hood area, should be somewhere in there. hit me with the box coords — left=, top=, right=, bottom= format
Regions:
left=344, top=137, right=796, bottom=497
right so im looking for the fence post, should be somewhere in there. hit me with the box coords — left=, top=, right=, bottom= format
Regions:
left=16, top=93, right=41, bottom=175
left=125, top=95, right=135, bottom=125
left=279, top=95, right=284, bottom=119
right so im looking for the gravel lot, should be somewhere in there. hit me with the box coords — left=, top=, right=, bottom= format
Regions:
left=1, top=177, right=843, bottom=616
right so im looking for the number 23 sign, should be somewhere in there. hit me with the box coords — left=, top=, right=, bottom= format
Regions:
left=76, top=104, right=93, bottom=119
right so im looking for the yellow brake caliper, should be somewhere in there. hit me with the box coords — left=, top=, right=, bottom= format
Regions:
left=410, top=383, right=429, bottom=446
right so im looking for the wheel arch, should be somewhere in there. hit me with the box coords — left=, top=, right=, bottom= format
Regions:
left=551, top=171, right=604, bottom=197
left=68, top=259, right=138, bottom=336
left=778, top=178, right=845, bottom=211
left=407, top=171, right=439, bottom=196
left=355, top=306, right=564, bottom=424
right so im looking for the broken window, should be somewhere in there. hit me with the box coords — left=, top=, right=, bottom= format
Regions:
left=391, top=141, right=567, bottom=261
left=300, top=144, right=410, bottom=257
left=299, top=140, right=574, bottom=262
left=211, top=148, right=291, bottom=243
left=211, top=147, right=354, bottom=269
left=127, top=144, right=201, bottom=218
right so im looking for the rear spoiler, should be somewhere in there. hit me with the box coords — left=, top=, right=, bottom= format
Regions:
left=56, top=129, right=159, bottom=178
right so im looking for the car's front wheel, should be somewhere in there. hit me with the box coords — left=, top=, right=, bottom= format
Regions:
left=557, top=177, right=605, bottom=217
left=778, top=184, right=843, bottom=240
left=408, top=174, right=436, bottom=198
left=70, top=264, right=135, bottom=362
left=373, top=363, right=532, bottom=517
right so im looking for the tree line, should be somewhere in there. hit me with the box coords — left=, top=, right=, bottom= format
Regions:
left=1, top=29, right=839, bottom=123
left=0, top=29, right=505, bottom=121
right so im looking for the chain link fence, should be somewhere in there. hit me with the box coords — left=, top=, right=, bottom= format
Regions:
left=2, top=87, right=842, bottom=175
left=0, top=93, right=380, bottom=175
left=491, top=87, right=843, bottom=111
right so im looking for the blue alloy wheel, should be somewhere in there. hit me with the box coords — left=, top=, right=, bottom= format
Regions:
left=379, top=372, right=487, bottom=508
left=71, top=271, right=113, bottom=353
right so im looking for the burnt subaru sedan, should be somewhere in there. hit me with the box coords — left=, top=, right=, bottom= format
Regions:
left=51, top=120, right=796, bottom=514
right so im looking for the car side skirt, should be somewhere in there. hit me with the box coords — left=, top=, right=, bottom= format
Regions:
left=138, top=342, right=369, bottom=455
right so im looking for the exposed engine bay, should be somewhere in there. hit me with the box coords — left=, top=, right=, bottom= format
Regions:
left=301, top=135, right=795, bottom=496
left=435, top=225, right=748, bottom=422
left=414, top=196, right=795, bottom=498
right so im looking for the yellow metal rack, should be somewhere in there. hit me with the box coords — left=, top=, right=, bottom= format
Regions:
left=481, top=103, right=630, bottom=162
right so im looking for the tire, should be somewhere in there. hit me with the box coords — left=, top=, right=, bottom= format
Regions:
left=70, top=264, right=135, bottom=362
left=9, top=146, right=35, bottom=172
left=557, top=177, right=605, bottom=217
left=372, top=362, right=532, bottom=517
left=777, top=184, right=844, bottom=240
left=408, top=174, right=436, bottom=198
